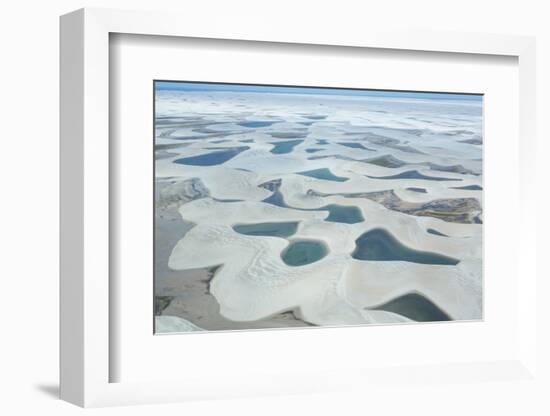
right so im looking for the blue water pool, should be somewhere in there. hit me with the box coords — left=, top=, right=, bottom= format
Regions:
left=297, top=168, right=349, bottom=182
left=281, top=239, right=328, bottom=266
left=174, top=146, right=249, bottom=166
left=338, top=142, right=375, bottom=151
left=270, top=140, right=303, bottom=154
left=233, top=222, right=299, bottom=238
left=369, top=293, right=451, bottom=321
left=367, top=170, right=461, bottom=182
left=237, top=121, right=276, bottom=128
left=352, top=228, right=459, bottom=265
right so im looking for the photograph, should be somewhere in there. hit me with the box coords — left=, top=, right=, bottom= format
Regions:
left=153, top=81, right=483, bottom=333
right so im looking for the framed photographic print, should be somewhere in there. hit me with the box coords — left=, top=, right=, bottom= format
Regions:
left=60, top=8, right=538, bottom=407
left=153, top=80, right=483, bottom=334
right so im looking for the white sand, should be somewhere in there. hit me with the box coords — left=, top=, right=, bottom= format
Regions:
left=155, top=315, right=204, bottom=333
left=156, top=88, right=483, bottom=328
left=168, top=194, right=481, bottom=325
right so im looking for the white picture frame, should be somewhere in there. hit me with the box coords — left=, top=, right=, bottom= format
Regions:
left=60, top=7, right=538, bottom=407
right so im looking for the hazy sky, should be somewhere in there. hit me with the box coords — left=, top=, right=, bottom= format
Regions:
left=155, top=81, right=482, bottom=102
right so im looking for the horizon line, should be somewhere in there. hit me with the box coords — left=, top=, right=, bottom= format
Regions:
left=154, top=80, right=483, bottom=102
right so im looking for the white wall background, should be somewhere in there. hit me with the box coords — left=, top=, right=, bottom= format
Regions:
left=0, top=0, right=548, bottom=414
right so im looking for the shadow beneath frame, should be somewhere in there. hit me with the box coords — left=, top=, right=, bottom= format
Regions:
left=34, top=383, right=59, bottom=399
